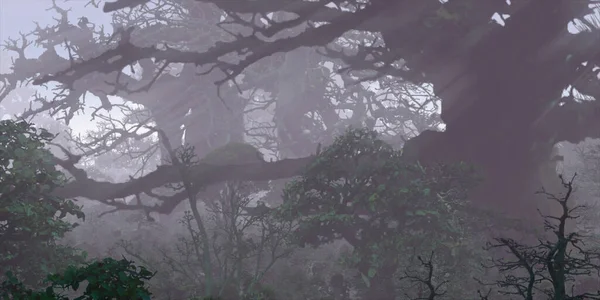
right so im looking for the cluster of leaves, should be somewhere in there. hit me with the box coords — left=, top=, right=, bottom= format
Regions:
left=277, top=128, right=482, bottom=295
left=0, top=119, right=85, bottom=286
left=1, top=257, right=155, bottom=300
left=1, top=255, right=278, bottom=300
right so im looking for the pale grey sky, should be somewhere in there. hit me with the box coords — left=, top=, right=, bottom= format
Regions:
left=1, top=0, right=113, bottom=59
left=0, top=0, right=116, bottom=133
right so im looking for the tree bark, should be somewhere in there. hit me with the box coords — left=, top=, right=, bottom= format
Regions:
left=402, top=0, right=578, bottom=223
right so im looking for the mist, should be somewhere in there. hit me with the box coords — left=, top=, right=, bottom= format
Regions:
left=2, top=0, right=600, bottom=299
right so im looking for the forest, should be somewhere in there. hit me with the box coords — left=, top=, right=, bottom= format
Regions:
left=2, top=0, right=600, bottom=299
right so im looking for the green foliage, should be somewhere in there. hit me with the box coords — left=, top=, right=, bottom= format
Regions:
left=0, top=119, right=85, bottom=286
left=277, top=128, right=481, bottom=289
left=1, top=257, right=155, bottom=300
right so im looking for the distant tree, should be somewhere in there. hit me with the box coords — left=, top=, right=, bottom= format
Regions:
left=0, top=119, right=85, bottom=287
left=397, top=251, right=449, bottom=300
left=477, top=174, right=600, bottom=300
left=278, top=128, right=481, bottom=299
left=574, top=140, right=600, bottom=231
left=114, top=140, right=293, bottom=300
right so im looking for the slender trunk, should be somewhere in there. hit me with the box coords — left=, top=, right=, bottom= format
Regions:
left=187, top=191, right=214, bottom=297
left=156, top=130, right=215, bottom=297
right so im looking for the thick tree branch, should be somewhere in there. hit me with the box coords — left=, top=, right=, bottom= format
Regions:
left=103, top=0, right=148, bottom=12
left=103, top=0, right=351, bottom=24
left=54, top=156, right=316, bottom=214
left=34, top=1, right=381, bottom=90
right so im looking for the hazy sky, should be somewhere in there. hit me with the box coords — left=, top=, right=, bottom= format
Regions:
left=1, top=0, right=113, bottom=60
left=0, top=0, right=114, bottom=132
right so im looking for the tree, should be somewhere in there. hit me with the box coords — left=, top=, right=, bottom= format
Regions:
left=116, top=183, right=293, bottom=300
left=398, top=251, right=449, bottom=300
left=277, top=128, right=481, bottom=299
left=0, top=119, right=85, bottom=287
left=477, top=174, right=600, bottom=300
left=2, top=0, right=598, bottom=257
left=111, top=139, right=294, bottom=299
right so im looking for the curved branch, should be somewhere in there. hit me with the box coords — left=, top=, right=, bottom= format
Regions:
left=34, top=2, right=372, bottom=90
left=54, top=156, right=316, bottom=214
left=103, top=0, right=148, bottom=12
left=104, top=0, right=350, bottom=23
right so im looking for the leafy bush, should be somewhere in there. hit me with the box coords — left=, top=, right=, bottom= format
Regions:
left=1, top=257, right=155, bottom=300
left=0, top=119, right=85, bottom=286
left=277, top=128, right=482, bottom=298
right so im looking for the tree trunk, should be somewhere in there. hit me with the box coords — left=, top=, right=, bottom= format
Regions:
left=402, top=0, right=577, bottom=225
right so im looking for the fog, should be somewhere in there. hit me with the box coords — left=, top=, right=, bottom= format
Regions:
left=2, top=1, right=600, bottom=299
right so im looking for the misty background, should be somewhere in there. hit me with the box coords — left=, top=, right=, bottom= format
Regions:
left=3, top=0, right=600, bottom=299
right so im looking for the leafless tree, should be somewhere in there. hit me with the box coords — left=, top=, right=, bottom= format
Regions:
left=477, top=174, right=600, bottom=300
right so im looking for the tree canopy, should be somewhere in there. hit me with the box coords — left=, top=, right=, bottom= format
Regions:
left=0, top=120, right=85, bottom=286
left=1, top=0, right=599, bottom=241
left=278, top=128, right=481, bottom=298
